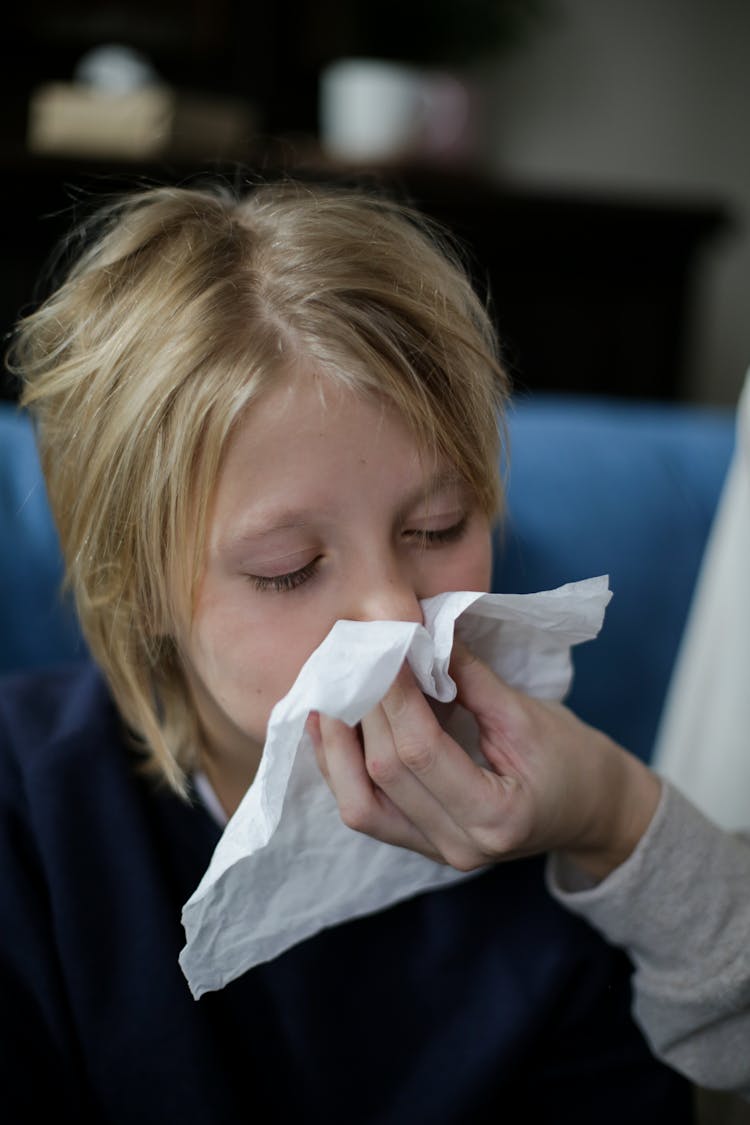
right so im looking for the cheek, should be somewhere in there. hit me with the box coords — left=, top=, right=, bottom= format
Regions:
left=243, top=615, right=332, bottom=712
left=428, top=524, right=493, bottom=595
left=467, top=529, right=493, bottom=590
left=188, top=593, right=333, bottom=727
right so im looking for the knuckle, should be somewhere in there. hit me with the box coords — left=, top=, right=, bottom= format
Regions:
left=441, top=844, right=485, bottom=873
left=366, top=754, right=401, bottom=787
left=338, top=797, right=377, bottom=834
left=468, top=823, right=511, bottom=857
left=397, top=737, right=435, bottom=775
left=465, top=800, right=529, bottom=859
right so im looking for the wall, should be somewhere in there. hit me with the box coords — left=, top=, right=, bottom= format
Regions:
left=479, top=0, right=750, bottom=405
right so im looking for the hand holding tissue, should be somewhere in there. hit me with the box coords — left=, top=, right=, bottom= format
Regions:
left=180, top=577, right=611, bottom=997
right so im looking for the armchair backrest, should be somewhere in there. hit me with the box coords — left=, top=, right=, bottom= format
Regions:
left=493, top=395, right=734, bottom=762
left=0, top=404, right=83, bottom=673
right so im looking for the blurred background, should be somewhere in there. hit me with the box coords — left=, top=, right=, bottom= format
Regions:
left=2, top=0, right=749, bottom=407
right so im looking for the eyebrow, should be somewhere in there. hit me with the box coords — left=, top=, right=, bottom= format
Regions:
left=220, top=515, right=317, bottom=556
left=219, top=468, right=467, bottom=553
left=400, top=468, right=468, bottom=515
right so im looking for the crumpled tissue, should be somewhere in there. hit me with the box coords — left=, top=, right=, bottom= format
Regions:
left=180, top=576, right=612, bottom=997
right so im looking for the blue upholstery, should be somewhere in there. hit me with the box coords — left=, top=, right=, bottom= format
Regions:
left=493, top=394, right=734, bottom=762
left=0, top=404, right=84, bottom=672
left=0, top=396, right=735, bottom=762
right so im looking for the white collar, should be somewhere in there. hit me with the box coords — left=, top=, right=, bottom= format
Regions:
left=192, top=769, right=229, bottom=828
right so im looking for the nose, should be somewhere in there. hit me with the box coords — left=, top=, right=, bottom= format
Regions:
left=344, top=558, right=424, bottom=626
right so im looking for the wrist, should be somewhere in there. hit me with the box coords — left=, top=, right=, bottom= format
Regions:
left=560, top=741, right=662, bottom=882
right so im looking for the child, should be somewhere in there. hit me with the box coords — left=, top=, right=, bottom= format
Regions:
left=1, top=179, right=691, bottom=1122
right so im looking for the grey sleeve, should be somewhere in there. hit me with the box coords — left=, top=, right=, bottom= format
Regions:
left=546, top=782, right=750, bottom=1097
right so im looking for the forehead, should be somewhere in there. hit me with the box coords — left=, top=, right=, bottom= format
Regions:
left=218, top=367, right=418, bottom=480
left=206, top=368, right=462, bottom=540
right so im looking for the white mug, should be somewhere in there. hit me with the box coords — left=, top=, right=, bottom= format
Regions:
left=319, top=57, right=470, bottom=162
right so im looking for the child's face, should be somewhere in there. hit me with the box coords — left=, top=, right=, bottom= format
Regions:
left=180, top=366, right=492, bottom=788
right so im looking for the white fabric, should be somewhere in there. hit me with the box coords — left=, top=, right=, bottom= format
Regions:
left=654, top=371, right=750, bottom=830
left=193, top=769, right=229, bottom=829
left=179, top=578, right=611, bottom=998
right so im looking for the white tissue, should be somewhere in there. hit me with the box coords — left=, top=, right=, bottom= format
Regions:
left=180, top=577, right=611, bottom=997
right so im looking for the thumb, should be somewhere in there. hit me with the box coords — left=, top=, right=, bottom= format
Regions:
left=450, top=638, right=521, bottom=720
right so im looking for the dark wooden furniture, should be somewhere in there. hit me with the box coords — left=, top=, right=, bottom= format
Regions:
left=0, top=157, right=727, bottom=401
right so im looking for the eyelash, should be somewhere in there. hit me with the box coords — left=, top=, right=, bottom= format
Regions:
left=248, top=515, right=469, bottom=594
left=404, top=514, right=468, bottom=549
left=249, top=559, right=321, bottom=593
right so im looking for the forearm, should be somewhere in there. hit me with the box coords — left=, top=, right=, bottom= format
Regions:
left=547, top=782, right=750, bottom=1096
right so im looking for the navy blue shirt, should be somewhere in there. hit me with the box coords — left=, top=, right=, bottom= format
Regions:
left=0, top=662, right=692, bottom=1123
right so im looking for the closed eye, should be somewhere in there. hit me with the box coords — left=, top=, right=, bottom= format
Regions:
left=403, top=514, right=469, bottom=547
left=248, top=557, right=322, bottom=593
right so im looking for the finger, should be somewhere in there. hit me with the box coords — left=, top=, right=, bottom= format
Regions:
left=361, top=691, right=458, bottom=819
left=317, top=711, right=441, bottom=859
left=379, top=663, right=511, bottom=829
left=362, top=697, right=494, bottom=870
left=449, top=638, right=522, bottom=720
left=449, top=639, right=537, bottom=778
left=306, top=711, right=326, bottom=779
left=360, top=700, right=463, bottom=846
left=316, top=713, right=368, bottom=802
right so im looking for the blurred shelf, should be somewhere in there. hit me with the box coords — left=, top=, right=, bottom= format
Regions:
left=0, top=151, right=730, bottom=401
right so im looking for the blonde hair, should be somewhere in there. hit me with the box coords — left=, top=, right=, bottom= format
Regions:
left=9, top=178, right=510, bottom=793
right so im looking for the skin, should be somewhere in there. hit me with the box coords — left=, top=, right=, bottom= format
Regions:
left=180, top=360, right=660, bottom=882
left=311, top=645, right=661, bottom=881
left=178, top=364, right=492, bottom=816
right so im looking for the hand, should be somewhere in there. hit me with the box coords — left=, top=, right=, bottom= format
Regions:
left=307, top=641, right=661, bottom=880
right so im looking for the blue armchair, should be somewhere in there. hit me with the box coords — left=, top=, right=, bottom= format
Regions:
left=0, top=404, right=83, bottom=672
left=0, top=395, right=734, bottom=764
